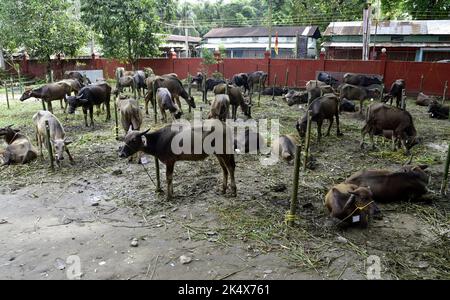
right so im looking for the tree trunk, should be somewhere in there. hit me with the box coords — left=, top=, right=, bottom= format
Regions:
left=46, top=56, right=52, bottom=83
left=0, top=48, right=5, bottom=70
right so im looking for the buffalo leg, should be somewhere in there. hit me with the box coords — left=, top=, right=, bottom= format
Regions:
left=160, top=107, right=167, bottom=123
left=223, top=155, right=236, bottom=196
left=165, top=162, right=175, bottom=200
left=82, top=107, right=89, bottom=127
left=47, top=101, right=54, bottom=114
left=360, top=128, right=367, bottom=149
left=370, top=133, right=376, bottom=150
left=335, top=113, right=343, bottom=136
left=145, top=96, right=150, bottom=115
left=216, top=156, right=228, bottom=194
left=326, top=118, right=334, bottom=136
left=89, top=108, right=94, bottom=128
left=317, top=120, right=323, bottom=142
left=359, top=99, right=364, bottom=114
left=175, top=96, right=183, bottom=113
left=65, top=147, right=74, bottom=164
left=106, top=102, right=111, bottom=121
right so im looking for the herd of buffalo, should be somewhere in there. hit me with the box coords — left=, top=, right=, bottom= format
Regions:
left=0, top=67, right=448, bottom=228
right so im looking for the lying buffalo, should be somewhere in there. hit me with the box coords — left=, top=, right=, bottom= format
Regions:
left=340, top=98, right=356, bottom=112
left=361, top=103, right=418, bottom=154
left=428, top=102, right=449, bottom=119
left=416, top=92, right=437, bottom=106
left=262, top=87, right=288, bottom=96
left=20, top=82, right=72, bottom=113
left=66, top=82, right=112, bottom=127
left=271, top=135, right=297, bottom=162
left=325, top=183, right=379, bottom=228
left=296, top=94, right=342, bottom=142
left=339, top=83, right=381, bottom=114
left=213, top=84, right=251, bottom=120
left=0, top=125, right=37, bottom=165
left=383, top=79, right=405, bottom=108
left=231, top=73, right=249, bottom=94
left=345, top=165, right=429, bottom=202
left=343, top=73, right=383, bottom=86
left=317, top=72, right=339, bottom=88
left=119, top=120, right=237, bottom=200
left=284, top=90, right=308, bottom=106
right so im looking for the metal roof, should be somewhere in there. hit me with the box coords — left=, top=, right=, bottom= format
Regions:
left=156, top=34, right=201, bottom=43
left=322, top=41, right=450, bottom=48
left=203, top=26, right=321, bottom=39
left=324, top=20, right=450, bottom=36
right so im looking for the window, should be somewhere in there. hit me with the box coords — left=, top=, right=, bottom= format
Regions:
left=287, top=37, right=294, bottom=42
left=252, top=37, right=259, bottom=42
left=438, top=36, right=450, bottom=42
left=391, top=35, right=404, bottom=42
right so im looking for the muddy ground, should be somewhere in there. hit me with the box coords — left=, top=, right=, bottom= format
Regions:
left=0, top=83, right=449, bottom=280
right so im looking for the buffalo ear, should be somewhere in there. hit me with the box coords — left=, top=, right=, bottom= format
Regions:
left=7, top=124, right=14, bottom=128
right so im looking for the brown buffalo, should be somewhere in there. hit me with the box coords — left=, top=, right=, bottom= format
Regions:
left=271, top=135, right=297, bottom=161
left=20, top=82, right=72, bottom=113
left=325, top=183, right=378, bottom=228
left=213, top=84, right=251, bottom=120
left=296, top=94, right=342, bottom=142
left=156, top=87, right=182, bottom=122
left=416, top=92, right=437, bottom=106
left=118, top=120, right=237, bottom=200
left=383, top=79, right=405, bottom=108
left=345, top=165, right=429, bottom=202
left=361, top=103, right=418, bottom=155
left=339, top=83, right=381, bottom=114
left=208, top=94, right=230, bottom=121
left=0, top=125, right=37, bottom=166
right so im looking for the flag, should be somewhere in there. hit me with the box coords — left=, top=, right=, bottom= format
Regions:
left=274, top=32, right=279, bottom=56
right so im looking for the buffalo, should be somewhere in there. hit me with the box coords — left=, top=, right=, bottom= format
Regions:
left=231, top=73, right=250, bottom=94
left=0, top=125, right=37, bottom=166
left=428, top=102, right=449, bottom=119
left=339, top=83, right=381, bottom=114
left=343, top=73, right=383, bottom=86
left=213, top=84, right=251, bottom=120
left=383, top=79, right=405, bottom=108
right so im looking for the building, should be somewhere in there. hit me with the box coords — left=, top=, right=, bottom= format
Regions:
left=322, top=20, right=450, bottom=61
left=200, top=26, right=321, bottom=59
left=157, top=34, right=202, bottom=58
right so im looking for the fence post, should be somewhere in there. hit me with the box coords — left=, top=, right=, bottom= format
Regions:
left=440, top=142, right=450, bottom=195
left=287, top=144, right=302, bottom=226
left=187, top=73, right=192, bottom=114
left=17, top=68, right=23, bottom=94
left=272, top=74, right=277, bottom=101
left=442, top=81, right=448, bottom=105
left=258, top=77, right=262, bottom=107
left=5, top=81, right=10, bottom=109
left=45, top=120, right=55, bottom=171
left=10, top=77, right=14, bottom=100
left=152, top=79, right=158, bottom=124
left=114, top=98, right=119, bottom=140
left=303, top=110, right=312, bottom=171
left=419, top=74, right=424, bottom=93
left=401, top=89, right=407, bottom=111
left=284, top=68, right=289, bottom=89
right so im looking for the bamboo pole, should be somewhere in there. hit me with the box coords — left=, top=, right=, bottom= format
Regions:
left=114, top=98, right=119, bottom=140
left=442, top=81, right=448, bottom=105
left=258, top=76, right=262, bottom=107
left=419, top=74, right=424, bottom=93
left=203, top=73, right=207, bottom=103
left=45, top=120, right=54, bottom=170
left=401, top=89, right=406, bottom=111
left=272, top=74, right=277, bottom=101
left=152, top=80, right=158, bottom=124
left=5, top=80, right=10, bottom=109
left=287, top=144, right=302, bottom=226
left=10, top=77, right=14, bottom=100
left=303, top=110, right=312, bottom=171
left=18, top=68, right=23, bottom=94
left=187, top=73, right=192, bottom=114
left=440, top=142, right=450, bottom=195
left=285, top=68, right=289, bottom=88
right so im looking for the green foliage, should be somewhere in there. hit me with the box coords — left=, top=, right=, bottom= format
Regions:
left=201, top=48, right=216, bottom=66
left=0, top=0, right=88, bottom=68
left=81, top=0, right=161, bottom=67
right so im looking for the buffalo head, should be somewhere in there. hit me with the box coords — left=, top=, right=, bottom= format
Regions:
left=187, top=96, right=196, bottom=109
left=20, top=89, right=33, bottom=101
left=52, top=138, right=72, bottom=162
left=119, top=128, right=150, bottom=158
left=65, top=95, right=88, bottom=114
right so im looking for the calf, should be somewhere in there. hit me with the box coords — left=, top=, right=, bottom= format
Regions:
left=296, top=94, right=342, bottom=142
left=118, top=120, right=237, bottom=200
left=20, top=82, right=72, bottom=113
left=361, top=103, right=418, bottom=155
left=116, top=97, right=143, bottom=132
left=66, top=82, right=112, bottom=127
left=156, top=88, right=182, bottom=122
left=383, top=79, right=405, bottom=108
left=0, top=125, right=37, bottom=166
left=428, top=102, right=449, bottom=119
left=64, top=71, right=91, bottom=85
left=325, top=183, right=378, bottom=228
left=339, top=83, right=381, bottom=114
left=271, top=135, right=297, bottom=161
left=32, top=111, right=73, bottom=165
left=345, top=165, right=429, bottom=202
left=208, top=94, right=230, bottom=121
left=213, top=84, right=251, bottom=120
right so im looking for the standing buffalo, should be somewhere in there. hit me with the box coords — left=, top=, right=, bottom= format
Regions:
left=32, top=111, right=73, bottom=165
left=64, top=71, right=91, bottom=85
left=156, top=87, right=182, bottom=122
left=213, top=84, right=251, bottom=120
left=208, top=94, right=230, bottom=121
left=383, top=79, right=405, bottom=108
left=133, top=71, right=147, bottom=98
left=231, top=73, right=250, bottom=94
left=66, top=82, right=112, bottom=127
left=345, top=165, right=429, bottom=203
left=116, top=97, right=143, bottom=133
left=119, top=120, right=237, bottom=200
left=0, top=125, right=37, bottom=166
left=361, top=103, right=418, bottom=154
left=247, top=71, right=268, bottom=94
left=296, top=94, right=343, bottom=142
left=339, top=84, right=381, bottom=114
left=191, top=73, right=226, bottom=98
left=343, top=73, right=383, bottom=86
left=20, top=82, right=72, bottom=113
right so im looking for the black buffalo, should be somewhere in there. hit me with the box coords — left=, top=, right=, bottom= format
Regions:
left=231, top=73, right=250, bottom=94
left=343, top=73, right=383, bottom=87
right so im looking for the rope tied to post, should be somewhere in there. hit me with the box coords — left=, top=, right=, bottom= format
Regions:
left=284, top=212, right=298, bottom=224
left=337, top=200, right=374, bottom=225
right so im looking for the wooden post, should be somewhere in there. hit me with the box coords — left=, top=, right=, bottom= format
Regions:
left=5, top=81, right=10, bottom=109
left=152, top=80, right=158, bottom=124
left=303, top=110, right=312, bottom=171
left=419, top=74, right=424, bottom=93
left=187, top=73, right=192, bottom=114
left=440, top=142, right=450, bottom=195
left=202, top=73, right=207, bottom=103
left=10, top=78, right=14, bottom=100
left=50, top=70, right=54, bottom=83
left=442, top=81, right=448, bottom=105
left=287, top=144, right=302, bottom=226
left=45, top=120, right=55, bottom=171
left=272, top=74, right=277, bottom=101
left=17, top=68, right=23, bottom=93
left=258, top=77, right=262, bottom=107
left=284, top=68, right=289, bottom=89
left=401, top=89, right=406, bottom=111
left=114, top=98, right=119, bottom=140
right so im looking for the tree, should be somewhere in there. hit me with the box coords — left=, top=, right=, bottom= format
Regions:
left=81, top=0, right=162, bottom=69
left=0, top=0, right=88, bottom=76
left=381, top=0, right=450, bottom=20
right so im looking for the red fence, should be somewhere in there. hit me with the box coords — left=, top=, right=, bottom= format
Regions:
left=12, top=52, right=450, bottom=96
